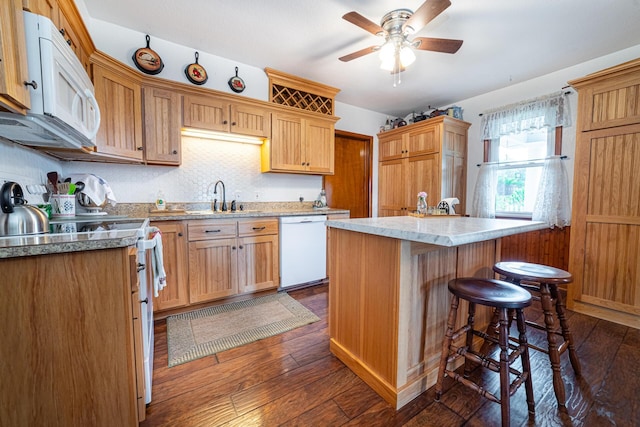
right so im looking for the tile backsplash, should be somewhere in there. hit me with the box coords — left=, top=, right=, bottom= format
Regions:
left=62, top=136, right=323, bottom=204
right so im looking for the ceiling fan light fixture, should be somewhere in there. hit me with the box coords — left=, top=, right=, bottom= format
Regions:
left=399, top=44, right=416, bottom=67
left=378, top=41, right=396, bottom=63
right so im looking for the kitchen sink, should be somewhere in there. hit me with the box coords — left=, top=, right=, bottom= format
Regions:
left=185, top=209, right=263, bottom=215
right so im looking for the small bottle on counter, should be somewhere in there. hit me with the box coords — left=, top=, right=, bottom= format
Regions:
left=155, top=190, right=166, bottom=210
left=319, top=189, right=327, bottom=207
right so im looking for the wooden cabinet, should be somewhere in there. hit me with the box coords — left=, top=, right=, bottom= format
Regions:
left=262, top=111, right=336, bottom=174
left=182, top=94, right=271, bottom=137
left=187, top=218, right=279, bottom=304
left=0, top=247, right=142, bottom=425
left=151, top=221, right=189, bottom=312
left=0, top=0, right=31, bottom=113
left=23, top=0, right=59, bottom=25
left=143, top=86, right=181, bottom=165
left=378, top=116, right=470, bottom=216
left=567, top=58, right=640, bottom=329
left=23, top=0, right=95, bottom=72
left=91, top=51, right=144, bottom=162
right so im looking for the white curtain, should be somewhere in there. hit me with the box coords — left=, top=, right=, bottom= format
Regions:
left=471, top=163, right=497, bottom=218
left=480, top=91, right=571, bottom=140
left=532, top=156, right=571, bottom=228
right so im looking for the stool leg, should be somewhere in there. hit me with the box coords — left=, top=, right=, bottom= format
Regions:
left=498, top=307, right=511, bottom=426
left=550, top=284, right=582, bottom=376
left=464, top=302, right=476, bottom=378
left=540, top=282, right=566, bottom=410
left=436, top=295, right=459, bottom=401
left=515, top=308, right=535, bottom=416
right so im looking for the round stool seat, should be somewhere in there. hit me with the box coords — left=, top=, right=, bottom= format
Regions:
left=494, top=261, right=572, bottom=285
left=448, top=278, right=532, bottom=309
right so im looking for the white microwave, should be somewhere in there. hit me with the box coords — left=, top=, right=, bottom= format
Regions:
left=0, top=12, right=100, bottom=150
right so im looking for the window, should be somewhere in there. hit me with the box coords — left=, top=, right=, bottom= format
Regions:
left=490, top=127, right=557, bottom=217
left=472, top=91, right=571, bottom=220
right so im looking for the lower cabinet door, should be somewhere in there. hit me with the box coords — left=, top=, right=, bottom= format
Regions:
left=188, top=238, right=238, bottom=303
left=237, top=234, right=279, bottom=294
left=152, top=221, right=189, bottom=312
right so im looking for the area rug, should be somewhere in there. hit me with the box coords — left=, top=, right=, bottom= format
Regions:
left=166, top=292, right=319, bottom=367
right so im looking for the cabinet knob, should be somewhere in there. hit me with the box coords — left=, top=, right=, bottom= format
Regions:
left=137, top=146, right=144, bottom=151
left=301, top=162, right=305, bottom=166
left=306, top=162, right=310, bottom=166
left=24, top=80, right=38, bottom=89
left=172, top=150, right=178, bottom=154
left=232, top=246, right=236, bottom=250
left=141, top=298, right=149, bottom=304
left=59, top=28, right=66, bottom=36
left=231, top=122, right=237, bottom=126
left=239, top=245, right=243, bottom=249
left=67, top=39, right=72, bottom=46
left=178, top=232, right=183, bottom=237
left=223, top=120, right=228, bottom=125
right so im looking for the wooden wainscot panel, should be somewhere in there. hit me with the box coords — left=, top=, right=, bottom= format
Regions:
left=500, top=226, right=571, bottom=271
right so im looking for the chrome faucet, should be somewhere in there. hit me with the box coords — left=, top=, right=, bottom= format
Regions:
left=212, top=180, right=227, bottom=212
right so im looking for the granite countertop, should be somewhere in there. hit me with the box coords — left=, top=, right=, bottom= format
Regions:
left=0, top=229, right=140, bottom=259
left=326, top=216, right=548, bottom=247
left=0, top=206, right=350, bottom=259
left=148, top=207, right=349, bottom=221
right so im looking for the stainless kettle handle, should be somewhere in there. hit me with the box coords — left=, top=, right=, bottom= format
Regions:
left=0, top=182, right=25, bottom=214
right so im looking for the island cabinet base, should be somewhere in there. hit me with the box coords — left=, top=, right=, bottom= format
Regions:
left=328, top=228, right=498, bottom=409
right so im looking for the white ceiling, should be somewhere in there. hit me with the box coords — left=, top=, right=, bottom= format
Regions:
left=80, top=0, right=640, bottom=117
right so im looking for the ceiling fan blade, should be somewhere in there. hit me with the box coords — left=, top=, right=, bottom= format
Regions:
left=403, top=0, right=451, bottom=33
left=413, top=37, right=463, bottom=54
left=339, top=46, right=378, bottom=62
left=342, top=11, right=384, bottom=35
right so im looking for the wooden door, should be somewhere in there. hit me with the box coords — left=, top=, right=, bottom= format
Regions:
left=92, top=60, right=143, bottom=160
left=323, top=130, right=372, bottom=218
left=237, top=234, right=279, bottom=294
left=0, top=0, right=31, bottom=113
left=143, top=86, right=181, bottom=165
left=378, top=159, right=406, bottom=216
left=182, top=94, right=230, bottom=132
left=188, top=238, right=238, bottom=303
left=305, top=118, right=334, bottom=174
left=151, top=221, right=189, bottom=312
left=269, top=112, right=305, bottom=172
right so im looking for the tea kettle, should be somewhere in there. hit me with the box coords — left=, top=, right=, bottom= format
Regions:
left=0, top=181, right=49, bottom=236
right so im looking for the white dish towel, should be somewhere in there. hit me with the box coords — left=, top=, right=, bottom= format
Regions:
left=151, top=231, right=167, bottom=297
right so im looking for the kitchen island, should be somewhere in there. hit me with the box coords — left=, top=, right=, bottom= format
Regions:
left=325, top=216, right=546, bottom=409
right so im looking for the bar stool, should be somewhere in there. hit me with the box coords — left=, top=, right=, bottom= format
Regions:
left=490, top=261, right=582, bottom=410
left=435, top=278, right=535, bottom=427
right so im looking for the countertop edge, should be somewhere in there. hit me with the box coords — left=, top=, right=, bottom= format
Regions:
left=148, top=208, right=349, bottom=221
left=326, top=217, right=549, bottom=247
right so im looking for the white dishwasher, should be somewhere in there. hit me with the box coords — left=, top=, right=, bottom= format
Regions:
left=279, top=215, right=327, bottom=289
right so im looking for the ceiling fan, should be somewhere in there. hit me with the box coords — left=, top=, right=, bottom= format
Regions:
left=339, top=0, right=463, bottom=75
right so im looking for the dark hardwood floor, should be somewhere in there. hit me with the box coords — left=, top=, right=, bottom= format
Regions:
left=142, top=284, right=639, bottom=426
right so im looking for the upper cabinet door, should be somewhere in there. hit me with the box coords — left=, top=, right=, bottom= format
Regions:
left=92, top=56, right=144, bottom=161
left=305, top=118, right=334, bottom=174
left=406, top=124, right=439, bottom=156
left=378, top=133, right=405, bottom=161
left=230, top=102, right=271, bottom=137
left=267, top=112, right=306, bottom=172
left=0, top=0, right=31, bottom=113
left=182, top=95, right=230, bottom=132
left=143, top=86, right=181, bottom=165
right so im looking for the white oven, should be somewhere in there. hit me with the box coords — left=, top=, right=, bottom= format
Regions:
left=136, top=223, right=163, bottom=404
